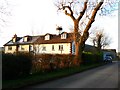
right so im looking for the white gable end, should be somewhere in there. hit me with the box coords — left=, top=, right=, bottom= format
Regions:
left=45, top=35, right=50, bottom=40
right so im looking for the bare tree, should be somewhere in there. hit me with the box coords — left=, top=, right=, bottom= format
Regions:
left=30, top=29, right=41, bottom=56
left=0, top=0, right=11, bottom=31
left=54, top=0, right=117, bottom=63
left=90, top=28, right=112, bottom=51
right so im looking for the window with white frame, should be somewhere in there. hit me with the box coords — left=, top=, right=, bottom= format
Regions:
left=23, top=37, right=28, bottom=42
left=59, top=45, right=63, bottom=51
left=42, top=46, right=46, bottom=51
left=61, top=33, right=67, bottom=39
left=8, top=46, right=12, bottom=50
left=21, top=46, right=24, bottom=50
left=45, top=35, right=50, bottom=40
left=52, top=45, right=54, bottom=51
left=29, top=45, right=33, bottom=51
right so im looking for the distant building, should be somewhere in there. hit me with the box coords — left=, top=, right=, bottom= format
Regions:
left=83, top=44, right=98, bottom=54
left=102, top=49, right=117, bottom=60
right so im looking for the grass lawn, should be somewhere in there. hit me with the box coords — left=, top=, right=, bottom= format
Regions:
left=3, top=63, right=105, bottom=89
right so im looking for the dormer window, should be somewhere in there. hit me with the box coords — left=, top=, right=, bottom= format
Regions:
left=24, top=36, right=28, bottom=42
left=45, top=34, right=50, bottom=40
left=23, top=36, right=31, bottom=42
left=61, top=33, right=67, bottom=39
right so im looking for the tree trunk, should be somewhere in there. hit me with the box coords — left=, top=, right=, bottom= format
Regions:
left=73, top=20, right=81, bottom=65
left=78, top=44, right=83, bottom=63
left=74, top=41, right=84, bottom=65
left=75, top=42, right=79, bottom=56
left=74, top=20, right=79, bottom=56
left=71, top=1, right=104, bottom=65
left=97, top=34, right=102, bottom=52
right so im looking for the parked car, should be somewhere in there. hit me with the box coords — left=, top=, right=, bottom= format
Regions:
left=104, top=56, right=112, bottom=63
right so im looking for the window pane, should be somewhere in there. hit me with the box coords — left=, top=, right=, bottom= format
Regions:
left=59, top=45, right=63, bottom=51
left=61, top=45, right=63, bottom=50
left=21, top=46, right=24, bottom=50
left=29, top=45, right=33, bottom=51
left=8, top=46, right=12, bottom=50
left=52, top=45, right=54, bottom=51
left=42, top=46, right=46, bottom=51
left=59, top=45, right=61, bottom=50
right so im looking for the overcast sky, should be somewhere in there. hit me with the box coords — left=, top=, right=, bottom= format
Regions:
left=0, top=0, right=118, bottom=51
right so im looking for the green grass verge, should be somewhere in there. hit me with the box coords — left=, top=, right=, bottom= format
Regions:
left=3, top=63, right=105, bottom=89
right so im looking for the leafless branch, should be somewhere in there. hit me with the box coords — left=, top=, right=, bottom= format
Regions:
left=0, top=0, right=12, bottom=30
left=90, top=27, right=112, bottom=49
left=54, top=0, right=117, bottom=57
left=77, top=0, right=88, bottom=21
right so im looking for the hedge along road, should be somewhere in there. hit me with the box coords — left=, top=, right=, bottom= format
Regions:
left=24, top=61, right=119, bottom=88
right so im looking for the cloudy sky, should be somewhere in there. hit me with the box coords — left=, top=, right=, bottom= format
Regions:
left=0, top=0, right=118, bottom=51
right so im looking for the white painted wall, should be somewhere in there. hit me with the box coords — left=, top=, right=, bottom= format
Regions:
left=34, top=43, right=71, bottom=54
left=4, top=46, right=16, bottom=53
left=18, top=45, right=30, bottom=52
left=4, top=42, right=75, bottom=54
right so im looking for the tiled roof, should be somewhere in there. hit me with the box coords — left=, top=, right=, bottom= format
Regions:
left=34, top=33, right=74, bottom=44
left=102, top=49, right=116, bottom=52
left=4, top=37, right=22, bottom=46
left=4, top=32, right=74, bottom=46
left=83, top=44, right=97, bottom=52
left=4, top=36, right=40, bottom=46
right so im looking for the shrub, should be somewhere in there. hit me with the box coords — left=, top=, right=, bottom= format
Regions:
left=2, top=53, right=18, bottom=80
left=82, top=52, right=103, bottom=64
left=16, top=52, right=33, bottom=76
left=2, top=52, right=32, bottom=80
left=52, top=54, right=75, bottom=69
left=31, top=52, right=103, bottom=74
left=32, top=54, right=52, bottom=72
left=32, top=54, right=75, bottom=73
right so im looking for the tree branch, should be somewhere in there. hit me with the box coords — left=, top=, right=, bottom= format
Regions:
left=77, top=0, right=88, bottom=21
left=63, top=6, right=75, bottom=21
left=83, top=0, right=104, bottom=36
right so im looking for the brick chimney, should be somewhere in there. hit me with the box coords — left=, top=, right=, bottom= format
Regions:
left=12, top=34, right=17, bottom=42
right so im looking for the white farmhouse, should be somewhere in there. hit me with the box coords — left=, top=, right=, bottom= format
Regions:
left=4, top=32, right=75, bottom=54
left=4, top=34, right=39, bottom=54
left=33, top=32, right=75, bottom=54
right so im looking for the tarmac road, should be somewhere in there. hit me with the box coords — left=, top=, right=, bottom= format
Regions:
left=24, top=61, right=119, bottom=89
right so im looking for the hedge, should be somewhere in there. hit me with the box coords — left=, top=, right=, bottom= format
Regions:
left=82, top=52, right=103, bottom=64
left=32, top=54, right=75, bottom=73
left=2, top=52, right=103, bottom=80
left=2, top=52, right=32, bottom=80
